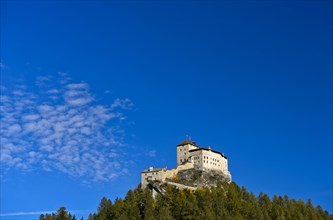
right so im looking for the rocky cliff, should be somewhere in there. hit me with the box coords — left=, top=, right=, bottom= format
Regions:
left=166, top=168, right=231, bottom=188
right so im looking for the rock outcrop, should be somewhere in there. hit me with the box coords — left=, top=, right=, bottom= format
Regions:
left=167, top=168, right=231, bottom=188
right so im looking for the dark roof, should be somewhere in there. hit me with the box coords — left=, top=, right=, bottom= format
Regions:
left=177, top=139, right=198, bottom=147
left=189, top=148, right=228, bottom=159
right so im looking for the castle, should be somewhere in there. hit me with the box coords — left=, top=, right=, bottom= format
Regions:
left=141, top=139, right=232, bottom=188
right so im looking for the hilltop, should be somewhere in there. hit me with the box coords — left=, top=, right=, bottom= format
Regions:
left=39, top=182, right=333, bottom=220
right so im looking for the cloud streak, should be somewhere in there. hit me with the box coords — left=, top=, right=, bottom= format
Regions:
left=0, top=73, right=133, bottom=182
left=0, top=209, right=90, bottom=216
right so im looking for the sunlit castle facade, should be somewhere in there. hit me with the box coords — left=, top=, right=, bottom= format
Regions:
left=177, top=140, right=229, bottom=174
left=141, top=139, right=231, bottom=188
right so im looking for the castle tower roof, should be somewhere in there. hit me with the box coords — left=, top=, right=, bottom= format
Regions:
left=177, top=139, right=198, bottom=147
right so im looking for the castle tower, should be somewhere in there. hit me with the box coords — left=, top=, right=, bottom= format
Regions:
left=176, top=139, right=199, bottom=165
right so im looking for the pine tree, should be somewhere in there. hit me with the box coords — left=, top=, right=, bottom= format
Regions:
left=154, top=193, right=173, bottom=220
left=42, top=182, right=333, bottom=220
left=258, top=192, right=272, bottom=220
left=140, top=188, right=155, bottom=220
left=96, top=196, right=113, bottom=220
left=112, top=198, right=125, bottom=219
left=123, top=190, right=141, bottom=220
left=226, top=182, right=243, bottom=219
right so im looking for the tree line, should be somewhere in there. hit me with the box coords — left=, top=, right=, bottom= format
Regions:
left=40, top=182, right=332, bottom=220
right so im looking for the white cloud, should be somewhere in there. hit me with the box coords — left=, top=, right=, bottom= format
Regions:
left=0, top=74, right=133, bottom=182
left=12, top=90, right=25, bottom=96
left=147, top=150, right=156, bottom=157
left=65, top=97, right=93, bottom=106
left=0, top=209, right=90, bottom=217
left=64, top=83, right=93, bottom=106
left=0, top=211, right=55, bottom=217
left=35, top=76, right=51, bottom=86
left=47, top=89, right=60, bottom=94
left=22, top=114, right=40, bottom=121
left=37, top=104, right=54, bottom=113
left=6, top=124, right=22, bottom=135
left=66, top=83, right=89, bottom=90
left=111, top=98, right=133, bottom=110
left=0, top=61, right=7, bottom=69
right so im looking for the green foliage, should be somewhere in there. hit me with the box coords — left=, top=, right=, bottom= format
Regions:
left=40, top=182, right=333, bottom=220
left=39, top=207, right=76, bottom=220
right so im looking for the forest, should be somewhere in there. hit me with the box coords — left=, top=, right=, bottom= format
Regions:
left=39, top=182, right=332, bottom=220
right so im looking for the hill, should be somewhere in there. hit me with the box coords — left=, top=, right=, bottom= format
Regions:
left=40, top=182, right=332, bottom=220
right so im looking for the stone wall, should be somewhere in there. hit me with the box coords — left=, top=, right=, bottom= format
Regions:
left=165, top=162, right=194, bottom=179
left=176, top=143, right=198, bottom=165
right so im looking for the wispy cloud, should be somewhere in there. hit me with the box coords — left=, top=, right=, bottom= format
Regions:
left=0, top=211, right=56, bottom=217
left=0, top=209, right=90, bottom=217
left=147, top=150, right=156, bottom=157
left=111, top=98, right=133, bottom=110
left=0, top=61, right=7, bottom=69
left=0, top=74, right=132, bottom=182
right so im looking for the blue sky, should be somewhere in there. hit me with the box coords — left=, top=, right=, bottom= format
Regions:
left=0, top=0, right=332, bottom=219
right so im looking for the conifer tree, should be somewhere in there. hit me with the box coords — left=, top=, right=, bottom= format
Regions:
left=123, top=190, right=141, bottom=220
left=40, top=182, right=333, bottom=220
left=140, top=188, right=155, bottom=220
